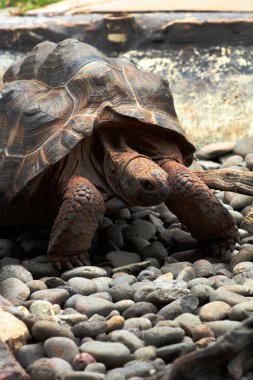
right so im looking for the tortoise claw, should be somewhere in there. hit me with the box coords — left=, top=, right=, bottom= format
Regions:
left=50, top=251, right=90, bottom=270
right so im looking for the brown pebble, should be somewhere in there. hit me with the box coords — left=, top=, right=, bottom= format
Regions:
left=195, top=337, right=216, bottom=348
left=73, top=352, right=96, bottom=370
left=199, top=301, right=231, bottom=322
left=106, top=316, right=125, bottom=333
left=192, top=324, right=215, bottom=342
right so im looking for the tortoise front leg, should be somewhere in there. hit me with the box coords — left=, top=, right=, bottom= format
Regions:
left=160, top=161, right=239, bottom=255
left=48, top=176, right=105, bottom=270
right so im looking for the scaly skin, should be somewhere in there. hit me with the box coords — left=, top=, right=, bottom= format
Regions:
left=48, top=176, right=105, bottom=270
left=161, top=160, right=239, bottom=255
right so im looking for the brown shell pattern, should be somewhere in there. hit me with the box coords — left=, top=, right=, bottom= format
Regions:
left=0, top=39, right=195, bottom=199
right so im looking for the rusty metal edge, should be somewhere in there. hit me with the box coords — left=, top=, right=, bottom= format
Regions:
left=0, top=12, right=252, bottom=51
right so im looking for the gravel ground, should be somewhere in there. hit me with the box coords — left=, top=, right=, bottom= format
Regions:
left=1, top=137, right=253, bottom=379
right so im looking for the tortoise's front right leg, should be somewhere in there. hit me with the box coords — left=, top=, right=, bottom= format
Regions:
left=161, top=161, right=239, bottom=255
left=48, top=176, right=105, bottom=270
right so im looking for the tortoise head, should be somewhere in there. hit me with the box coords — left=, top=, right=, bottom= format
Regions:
left=105, top=149, right=170, bottom=207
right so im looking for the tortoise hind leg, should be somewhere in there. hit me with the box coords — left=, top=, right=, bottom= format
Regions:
left=160, top=160, right=239, bottom=255
left=48, top=176, right=105, bottom=270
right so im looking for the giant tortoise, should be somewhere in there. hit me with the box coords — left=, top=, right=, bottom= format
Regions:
left=0, top=39, right=238, bottom=269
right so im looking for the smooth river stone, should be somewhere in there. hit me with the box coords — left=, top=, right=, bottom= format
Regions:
left=64, top=295, right=114, bottom=317
left=80, top=341, right=131, bottom=368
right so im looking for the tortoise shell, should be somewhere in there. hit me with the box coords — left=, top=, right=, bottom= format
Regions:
left=0, top=38, right=195, bottom=199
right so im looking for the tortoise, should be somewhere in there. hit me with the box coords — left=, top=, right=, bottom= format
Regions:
left=0, top=39, right=238, bottom=269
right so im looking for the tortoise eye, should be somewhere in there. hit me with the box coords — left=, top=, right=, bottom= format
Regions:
left=140, top=180, right=155, bottom=191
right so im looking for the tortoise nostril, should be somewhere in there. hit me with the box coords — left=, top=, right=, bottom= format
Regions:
left=140, top=180, right=155, bottom=191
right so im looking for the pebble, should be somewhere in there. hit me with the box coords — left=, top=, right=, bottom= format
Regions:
left=31, top=320, right=75, bottom=341
left=80, top=341, right=131, bottom=368
left=27, top=357, right=72, bottom=380
left=92, top=277, right=113, bottom=292
left=176, top=266, right=196, bottom=282
left=0, top=239, right=21, bottom=258
left=44, top=337, right=79, bottom=364
left=72, top=320, right=107, bottom=338
left=110, top=274, right=137, bottom=287
left=29, top=300, right=60, bottom=321
left=145, top=287, right=190, bottom=306
left=205, top=320, right=242, bottom=337
left=0, top=264, right=33, bottom=282
left=122, top=302, right=157, bottom=319
left=106, top=251, right=141, bottom=268
left=174, top=313, right=202, bottom=336
left=196, top=141, right=235, bottom=160
left=230, top=195, right=253, bottom=211
left=232, top=261, right=253, bottom=276
left=0, top=277, right=30, bottom=305
left=106, top=316, right=125, bottom=332
left=114, top=300, right=135, bottom=314
left=139, top=242, right=168, bottom=263
left=0, top=309, right=30, bottom=350
left=143, top=326, right=185, bottom=347
left=233, top=136, right=253, bottom=156
left=86, top=363, right=106, bottom=373
left=61, top=266, right=107, bottom=281
left=209, top=288, right=248, bottom=306
left=65, top=372, right=105, bottom=380
left=67, top=277, right=97, bottom=295
left=30, top=289, right=69, bottom=305
left=16, top=343, right=44, bottom=369
left=65, top=295, right=114, bottom=317
left=191, top=324, right=215, bottom=342
left=158, top=295, right=199, bottom=319
left=123, top=220, right=156, bottom=242
left=160, top=262, right=192, bottom=277
left=192, top=260, right=215, bottom=277
left=229, top=245, right=253, bottom=270
left=22, top=260, right=60, bottom=279
left=133, top=346, right=157, bottom=361
left=198, top=301, right=232, bottom=321
left=26, top=280, right=48, bottom=293
left=156, top=340, right=195, bottom=362
left=124, top=318, right=152, bottom=330
left=106, top=362, right=155, bottom=379
left=190, top=284, right=214, bottom=305
left=73, top=352, right=97, bottom=370
left=109, top=330, right=144, bottom=352
left=228, top=300, right=253, bottom=321
left=109, top=284, right=134, bottom=302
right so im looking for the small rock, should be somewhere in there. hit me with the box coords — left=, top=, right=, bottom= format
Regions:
left=220, top=154, right=243, bottom=167
left=80, top=341, right=131, bottom=368
left=64, top=372, right=105, bottom=380
left=211, top=275, right=235, bottom=289
left=233, top=136, right=253, bottom=156
left=111, top=261, right=151, bottom=275
left=160, top=262, right=192, bottom=277
left=31, top=320, right=75, bottom=341
left=44, top=337, right=79, bottom=365
left=175, top=313, right=202, bottom=336
left=110, top=274, right=137, bottom=287
left=26, top=280, right=48, bottom=293
left=67, top=277, right=97, bottom=295
left=124, top=317, right=152, bottom=330
left=229, top=300, right=253, bottom=321
left=198, top=160, right=221, bottom=170
left=230, top=195, right=253, bottom=211
left=106, top=251, right=141, bottom=268
left=73, top=352, right=96, bottom=370
left=176, top=266, right=196, bottom=282
left=22, top=261, right=59, bottom=279
left=193, top=260, right=215, bottom=277
left=0, top=309, right=30, bottom=350
left=156, top=340, right=195, bottom=362
left=192, top=324, right=215, bottom=342
left=158, top=295, right=199, bottom=319
left=91, top=277, right=113, bottom=292
left=123, top=220, right=156, bottom=242
left=143, top=326, right=184, bottom=347
left=30, top=289, right=69, bottom=305
left=133, top=346, right=157, bottom=361
left=29, top=300, right=60, bottom=321
left=209, top=288, right=248, bottom=306
left=61, top=266, right=107, bottom=281
left=16, top=343, right=44, bottom=369
left=0, top=239, right=21, bottom=259
left=233, top=261, right=253, bottom=276
left=114, top=300, right=135, bottom=314
left=139, top=242, right=167, bottom=263
left=65, top=295, right=114, bottom=317
left=104, top=224, right=124, bottom=248
left=109, top=330, right=144, bottom=352
left=85, top=362, right=106, bottom=373
left=146, top=288, right=190, bottom=306
left=0, top=341, right=29, bottom=380
left=72, top=320, right=107, bottom=338
left=122, top=302, right=157, bottom=319
left=0, top=264, right=33, bottom=283
left=0, top=277, right=30, bottom=305
left=245, top=153, right=253, bottom=169
left=198, top=301, right=231, bottom=321
left=106, top=316, right=125, bottom=332
left=229, top=245, right=253, bottom=270
left=27, top=357, right=72, bottom=380
left=205, top=320, right=242, bottom=337
left=196, top=141, right=235, bottom=160
left=190, top=284, right=214, bottom=305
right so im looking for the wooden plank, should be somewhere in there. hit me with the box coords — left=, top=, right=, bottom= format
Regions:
left=27, top=0, right=253, bottom=16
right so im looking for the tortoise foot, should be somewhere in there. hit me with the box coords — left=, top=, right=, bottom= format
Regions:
left=50, top=251, right=91, bottom=270
left=201, top=224, right=240, bottom=256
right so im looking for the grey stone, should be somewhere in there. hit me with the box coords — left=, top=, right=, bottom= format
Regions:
left=139, top=242, right=167, bottom=263
left=64, top=372, right=105, bottom=380
left=160, top=262, right=192, bottom=277
left=105, top=251, right=141, bottom=268
left=220, top=154, right=243, bottom=168
left=122, top=302, right=157, bottom=319
left=133, top=285, right=157, bottom=303
left=44, top=337, right=79, bottom=364
left=16, top=343, right=44, bottom=369
left=110, top=274, right=137, bottom=287
left=30, top=289, right=69, bottom=305
left=196, top=141, right=235, bottom=160
left=85, top=363, right=106, bottom=373
left=229, top=245, right=253, bottom=270
left=65, top=295, right=114, bottom=317
left=146, top=287, right=190, bottom=306
left=190, top=284, right=215, bottom=305
left=106, top=361, right=154, bottom=378
left=114, top=300, right=135, bottom=314
left=233, top=261, right=253, bottom=276
left=80, top=341, right=131, bottom=368
left=193, top=260, right=215, bottom=278
left=245, top=153, right=253, bottom=169
left=136, top=270, right=158, bottom=281
left=91, top=277, right=113, bottom=292
left=230, top=194, right=253, bottom=211
left=29, top=300, right=60, bottom=321
left=210, top=275, right=235, bottom=289
left=133, top=346, right=157, bottom=361
left=32, top=320, right=75, bottom=341
left=233, top=136, right=253, bottom=156
left=143, top=326, right=185, bottom=347
left=111, top=261, right=151, bottom=276
left=198, top=160, right=221, bottom=170
left=229, top=300, right=253, bottom=321
left=109, top=284, right=134, bottom=302
left=27, top=357, right=72, bottom=380
left=124, top=317, right=152, bottom=330
left=22, top=260, right=60, bottom=279
left=171, top=230, right=199, bottom=251
left=229, top=210, right=244, bottom=225
left=175, top=313, right=202, bottom=336
left=61, top=266, right=107, bottom=281
left=158, top=295, right=199, bottom=319
left=67, top=277, right=97, bottom=295
left=156, top=341, right=195, bottom=361
left=0, top=264, right=33, bottom=283
left=123, top=220, right=156, bottom=242
left=205, top=320, right=242, bottom=337
left=0, top=277, right=30, bottom=305
left=72, top=320, right=107, bottom=338
left=176, top=266, right=196, bottom=282
left=109, top=330, right=144, bottom=352
left=26, top=280, right=48, bottom=293
left=209, top=288, right=248, bottom=306
left=188, top=278, right=214, bottom=288
left=104, top=224, right=124, bottom=248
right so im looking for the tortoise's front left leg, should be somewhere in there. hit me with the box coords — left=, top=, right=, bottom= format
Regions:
left=48, top=176, right=105, bottom=270
left=160, top=160, right=239, bottom=255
